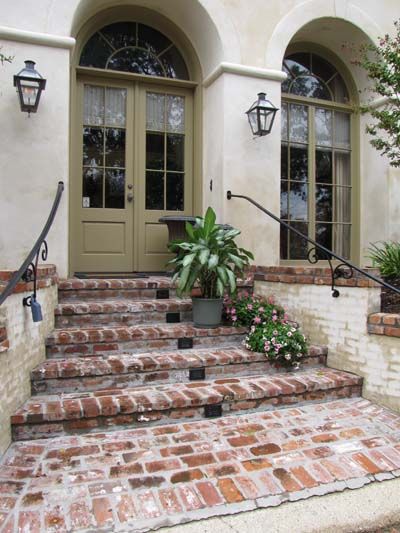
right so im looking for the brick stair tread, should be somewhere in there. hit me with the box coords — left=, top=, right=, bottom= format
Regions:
left=32, top=345, right=328, bottom=381
left=12, top=368, right=361, bottom=425
left=58, top=275, right=254, bottom=291
left=55, top=298, right=192, bottom=316
left=46, top=323, right=247, bottom=345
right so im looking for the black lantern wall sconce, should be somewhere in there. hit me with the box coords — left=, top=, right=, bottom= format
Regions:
left=246, top=92, right=278, bottom=137
left=13, top=60, right=46, bottom=115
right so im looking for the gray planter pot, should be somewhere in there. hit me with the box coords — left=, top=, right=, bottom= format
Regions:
left=192, top=297, right=223, bottom=328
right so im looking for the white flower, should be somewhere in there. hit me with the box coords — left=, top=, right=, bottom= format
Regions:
left=285, top=353, right=292, bottom=360
left=287, top=331, right=292, bottom=337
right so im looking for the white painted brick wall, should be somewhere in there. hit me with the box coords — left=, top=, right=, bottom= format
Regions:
left=255, top=281, right=400, bottom=412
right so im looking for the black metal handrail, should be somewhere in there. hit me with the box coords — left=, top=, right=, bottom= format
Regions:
left=0, top=181, right=65, bottom=313
left=227, top=190, right=400, bottom=298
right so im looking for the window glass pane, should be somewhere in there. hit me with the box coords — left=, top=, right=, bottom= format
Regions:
left=167, top=134, right=184, bottom=171
left=281, top=144, right=288, bottom=180
left=83, top=128, right=103, bottom=167
left=281, top=103, right=288, bottom=140
left=329, top=75, right=349, bottom=104
left=315, top=108, right=332, bottom=146
left=291, top=76, right=331, bottom=100
left=105, top=128, right=125, bottom=168
left=335, top=152, right=351, bottom=186
left=316, top=185, right=333, bottom=222
left=290, top=146, right=308, bottom=182
left=139, top=24, right=171, bottom=55
left=316, top=150, right=332, bottom=184
left=334, top=187, right=351, bottom=223
left=83, top=168, right=103, bottom=208
left=161, top=47, right=189, bottom=80
left=105, top=88, right=126, bottom=127
left=84, top=86, right=104, bottom=126
left=316, top=223, right=332, bottom=252
left=289, top=222, right=308, bottom=259
left=146, top=171, right=164, bottom=210
left=333, top=224, right=351, bottom=258
left=334, top=112, right=350, bottom=149
left=281, top=180, right=288, bottom=219
left=167, top=96, right=185, bottom=133
left=147, top=93, right=165, bottom=132
left=312, top=54, right=336, bottom=83
left=289, top=104, right=308, bottom=143
left=146, top=133, right=164, bottom=170
left=289, top=182, right=308, bottom=221
left=107, top=48, right=165, bottom=76
left=80, top=34, right=111, bottom=69
left=285, top=54, right=310, bottom=76
left=166, top=173, right=184, bottom=211
left=105, top=169, right=125, bottom=209
left=100, top=22, right=137, bottom=49
left=280, top=226, right=288, bottom=259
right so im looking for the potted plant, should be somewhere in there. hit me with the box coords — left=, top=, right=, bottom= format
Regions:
left=368, top=241, right=400, bottom=312
left=167, top=207, right=253, bottom=328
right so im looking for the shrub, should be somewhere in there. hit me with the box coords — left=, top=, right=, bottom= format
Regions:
left=368, top=241, right=400, bottom=279
left=224, top=293, right=285, bottom=327
left=244, top=320, right=308, bottom=368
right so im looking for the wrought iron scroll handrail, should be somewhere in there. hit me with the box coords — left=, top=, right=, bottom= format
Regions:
left=0, top=181, right=64, bottom=307
left=226, top=190, right=400, bottom=298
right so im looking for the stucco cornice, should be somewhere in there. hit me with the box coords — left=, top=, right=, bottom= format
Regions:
left=0, top=25, right=75, bottom=49
left=203, top=62, right=287, bottom=88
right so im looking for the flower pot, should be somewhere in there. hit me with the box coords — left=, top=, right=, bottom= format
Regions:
left=381, top=277, right=400, bottom=313
left=192, top=297, right=223, bottom=328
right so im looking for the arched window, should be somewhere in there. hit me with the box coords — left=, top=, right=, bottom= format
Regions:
left=280, top=52, right=353, bottom=260
left=80, top=22, right=189, bottom=80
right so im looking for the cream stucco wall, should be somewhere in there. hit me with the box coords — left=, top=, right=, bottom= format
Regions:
left=0, top=0, right=399, bottom=274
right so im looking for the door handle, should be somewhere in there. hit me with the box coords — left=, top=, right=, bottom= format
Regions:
left=127, top=192, right=134, bottom=202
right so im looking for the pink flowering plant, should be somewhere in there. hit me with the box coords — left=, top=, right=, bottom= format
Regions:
left=244, top=320, right=307, bottom=368
left=224, top=293, right=284, bottom=327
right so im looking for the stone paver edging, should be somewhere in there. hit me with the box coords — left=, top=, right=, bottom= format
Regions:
left=2, top=397, right=400, bottom=532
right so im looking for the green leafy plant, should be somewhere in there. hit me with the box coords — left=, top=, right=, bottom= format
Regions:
left=0, top=48, right=13, bottom=65
left=368, top=241, right=400, bottom=279
left=224, top=293, right=285, bottom=327
left=351, top=19, right=400, bottom=167
left=168, top=207, right=253, bottom=298
left=244, top=320, right=307, bottom=368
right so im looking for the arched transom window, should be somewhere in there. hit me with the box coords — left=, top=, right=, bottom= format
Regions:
left=280, top=52, right=353, bottom=261
left=80, top=22, right=189, bottom=80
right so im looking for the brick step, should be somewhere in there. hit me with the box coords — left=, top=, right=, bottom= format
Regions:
left=58, top=275, right=254, bottom=302
left=45, top=323, right=247, bottom=359
left=11, top=368, right=362, bottom=441
left=32, top=345, right=328, bottom=394
left=55, top=298, right=193, bottom=328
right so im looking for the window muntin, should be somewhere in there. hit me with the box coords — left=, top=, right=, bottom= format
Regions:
left=80, top=22, right=189, bottom=80
left=282, top=53, right=349, bottom=104
left=281, top=54, right=352, bottom=261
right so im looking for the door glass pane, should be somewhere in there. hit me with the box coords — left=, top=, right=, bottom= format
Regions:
left=281, top=103, right=288, bottom=140
left=105, top=169, right=125, bottom=208
left=289, top=222, right=308, bottom=259
left=315, top=108, right=332, bottom=146
left=105, top=88, right=126, bottom=127
left=290, top=146, right=308, bottom=181
left=334, top=112, right=350, bottom=149
left=316, top=185, right=333, bottom=222
left=105, top=128, right=125, bottom=167
left=146, top=93, right=165, bottom=131
left=166, top=173, right=184, bottom=210
left=146, top=171, right=164, bottom=209
left=289, top=104, right=308, bottom=143
left=316, top=223, right=332, bottom=252
left=333, top=224, right=351, bottom=258
left=84, top=86, right=104, bottom=125
left=335, top=152, right=351, bottom=186
left=289, top=182, right=308, bottom=221
left=167, top=95, right=185, bottom=133
left=146, top=133, right=164, bottom=170
left=281, top=180, right=288, bottom=219
left=167, top=134, right=184, bottom=171
left=83, top=168, right=103, bottom=208
left=280, top=226, right=288, bottom=259
left=316, top=150, right=332, bottom=184
left=281, top=144, right=288, bottom=180
left=83, top=128, right=103, bottom=166
left=334, top=187, right=351, bottom=223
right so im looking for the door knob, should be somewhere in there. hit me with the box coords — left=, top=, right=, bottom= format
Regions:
left=127, top=192, right=134, bottom=202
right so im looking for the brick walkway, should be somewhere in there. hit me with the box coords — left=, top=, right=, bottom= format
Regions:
left=1, top=397, right=400, bottom=532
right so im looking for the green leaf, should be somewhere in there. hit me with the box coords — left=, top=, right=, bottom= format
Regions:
left=199, top=248, right=210, bottom=265
left=182, top=253, right=196, bottom=267
left=208, top=254, right=219, bottom=269
left=216, top=278, right=224, bottom=296
left=226, top=269, right=236, bottom=294
left=228, top=253, right=244, bottom=269
left=216, top=266, right=228, bottom=284
left=203, top=207, right=216, bottom=237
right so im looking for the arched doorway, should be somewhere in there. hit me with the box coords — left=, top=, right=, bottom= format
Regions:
left=280, top=47, right=358, bottom=262
left=71, top=18, right=200, bottom=273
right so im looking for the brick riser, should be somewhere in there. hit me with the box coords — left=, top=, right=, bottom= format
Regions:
left=31, top=347, right=328, bottom=394
left=46, top=324, right=247, bottom=359
left=12, top=369, right=362, bottom=441
left=55, top=310, right=193, bottom=328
